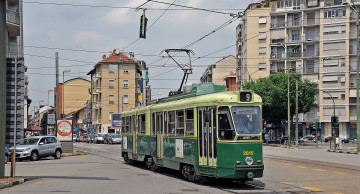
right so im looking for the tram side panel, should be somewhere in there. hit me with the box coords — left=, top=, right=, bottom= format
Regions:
left=161, top=137, right=198, bottom=171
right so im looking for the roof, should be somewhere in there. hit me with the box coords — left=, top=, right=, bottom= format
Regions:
left=64, top=77, right=90, bottom=84
left=87, top=51, right=137, bottom=75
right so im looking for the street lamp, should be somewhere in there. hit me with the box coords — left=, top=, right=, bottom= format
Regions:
left=62, top=70, right=71, bottom=118
left=38, top=100, right=44, bottom=126
left=278, top=42, right=301, bottom=147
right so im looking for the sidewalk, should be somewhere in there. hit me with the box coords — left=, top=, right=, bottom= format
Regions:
left=0, top=177, right=28, bottom=189
left=263, top=142, right=359, bottom=155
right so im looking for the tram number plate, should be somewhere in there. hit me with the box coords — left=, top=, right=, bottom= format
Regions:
left=243, top=151, right=254, bottom=155
left=240, top=92, right=252, bottom=102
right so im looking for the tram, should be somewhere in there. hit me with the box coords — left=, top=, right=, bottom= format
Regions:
left=121, top=84, right=263, bottom=182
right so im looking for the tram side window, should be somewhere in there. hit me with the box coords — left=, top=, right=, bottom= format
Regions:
left=131, top=116, right=135, bottom=134
left=123, top=117, right=130, bottom=134
left=152, top=113, right=156, bottom=135
left=176, top=110, right=184, bottom=136
left=185, top=109, right=194, bottom=136
left=218, top=106, right=235, bottom=140
left=122, top=117, right=126, bottom=134
left=140, top=114, right=146, bottom=134
left=168, top=111, right=175, bottom=136
left=156, top=113, right=163, bottom=134
left=213, top=109, right=217, bottom=158
left=164, top=112, right=168, bottom=135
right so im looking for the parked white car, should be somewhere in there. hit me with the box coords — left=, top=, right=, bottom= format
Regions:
left=10, top=136, right=62, bottom=161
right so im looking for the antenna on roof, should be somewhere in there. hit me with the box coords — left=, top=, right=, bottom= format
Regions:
left=160, top=49, right=195, bottom=96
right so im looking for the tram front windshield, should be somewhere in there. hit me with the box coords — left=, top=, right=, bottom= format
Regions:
left=232, top=106, right=261, bottom=135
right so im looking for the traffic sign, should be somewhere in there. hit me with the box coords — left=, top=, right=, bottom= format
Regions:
left=57, top=120, right=73, bottom=141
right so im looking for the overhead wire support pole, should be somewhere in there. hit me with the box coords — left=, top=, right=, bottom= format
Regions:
left=357, top=6, right=360, bottom=152
left=323, top=90, right=336, bottom=149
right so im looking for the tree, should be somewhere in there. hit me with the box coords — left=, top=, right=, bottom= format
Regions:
left=242, top=73, right=317, bottom=128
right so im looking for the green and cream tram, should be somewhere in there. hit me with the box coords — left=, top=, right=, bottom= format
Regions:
left=121, top=84, right=263, bottom=182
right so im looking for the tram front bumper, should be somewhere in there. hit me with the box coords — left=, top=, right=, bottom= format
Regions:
left=234, top=164, right=264, bottom=172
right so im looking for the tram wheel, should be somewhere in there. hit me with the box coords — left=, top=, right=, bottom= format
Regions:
left=123, top=153, right=129, bottom=164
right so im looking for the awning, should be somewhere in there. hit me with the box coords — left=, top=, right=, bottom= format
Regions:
left=73, top=128, right=83, bottom=132
left=87, top=128, right=94, bottom=133
left=30, top=125, right=42, bottom=131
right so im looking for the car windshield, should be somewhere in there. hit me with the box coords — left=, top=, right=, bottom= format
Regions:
left=22, top=138, right=39, bottom=145
left=98, top=134, right=104, bottom=137
left=232, top=106, right=261, bottom=135
left=112, top=134, right=121, bottom=138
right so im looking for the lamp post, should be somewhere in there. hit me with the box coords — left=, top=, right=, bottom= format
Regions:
left=33, top=106, right=37, bottom=125
left=38, top=100, right=44, bottom=126
left=62, top=70, right=71, bottom=118
left=278, top=42, right=301, bottom=147
left=323, top=90, right=336, bottom=149
left=47, top=90, right=53, bottom=135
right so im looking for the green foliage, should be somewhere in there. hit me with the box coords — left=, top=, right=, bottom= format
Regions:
left=352, top=136, right=357, bottom=140
left=307, top=136, right=314, bottom=140
left=243, top=73, right=318, bottom=125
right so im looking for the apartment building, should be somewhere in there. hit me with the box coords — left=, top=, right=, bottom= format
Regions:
left=87, top=51, right=148, bottom=134
left=200, top=55, right=238, bottom=86
left=57, top=77, right=91, bottom=117
left=237, top=0, right=360, bottom=140
left=4, top=0, right=29, bottom=144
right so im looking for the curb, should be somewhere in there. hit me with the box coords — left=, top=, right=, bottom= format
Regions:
left=263, top=144, right=296, bottom=149
left=0, top=177, right=29, bottom=189
left=327, top=149, right=359, bottom=155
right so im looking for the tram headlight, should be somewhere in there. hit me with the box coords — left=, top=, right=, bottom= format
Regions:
left=245, top=157, right=253, bottom=165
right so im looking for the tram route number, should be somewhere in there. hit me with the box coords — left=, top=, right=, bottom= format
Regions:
left=243, top=151, right=254, bottom=155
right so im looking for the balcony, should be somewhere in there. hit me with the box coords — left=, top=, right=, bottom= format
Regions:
left=6, top=9, right=20, bottom=26
left=271, top=23, right=285, bottom=28
left=94, top=72, right=102, bottom=78
left=94, top=102, right=102, bottom=109
left=93, top=87, right=101, bottom=94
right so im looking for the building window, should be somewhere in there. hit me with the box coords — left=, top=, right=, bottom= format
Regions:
left=259, top=47, right=266, bottom=55
left=259, top=63, right=266, bottom=70
left=323, top=25, right=346, bottom=35
left=324, top=9, right=346, bottom=18
left=109, top=64, right=118, bottom=72
left=109, top=112, right=113, bottom=121
left=123, top=65, right=128, bottom=73
left=109, top=80, right=114, bottom=89
left=123, top=80, right=128, bottom=88
left=292, top=30, right=300, bottom=41
left=259, top=32, right=266, bottom=40
left=123, top=95, right=128, bottom=104
left=109, top=95, right=114, bottom=104
left=259, top=17, right=267, bottom=24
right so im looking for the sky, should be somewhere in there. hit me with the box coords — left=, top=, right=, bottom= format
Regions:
left=23, top=0, right=255, bottom=114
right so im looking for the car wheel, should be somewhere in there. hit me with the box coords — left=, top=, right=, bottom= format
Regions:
left=30, top=151, right=39, bottom=161
left=54, top=149, right=61, bottom=159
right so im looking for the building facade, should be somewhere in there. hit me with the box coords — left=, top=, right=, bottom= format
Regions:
left=200, top=55, right=238, bottom=86
left=5, top=0, right=29, bottom=145
left=237, top=0, right=360, bottom=140
left=87, top=51, right=148, bottom=134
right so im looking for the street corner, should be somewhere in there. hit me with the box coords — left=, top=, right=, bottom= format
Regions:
left=0, top=177, right=29, bottom=189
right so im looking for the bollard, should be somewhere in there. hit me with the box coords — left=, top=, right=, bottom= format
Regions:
left=10, top=149, right=14, bottom=177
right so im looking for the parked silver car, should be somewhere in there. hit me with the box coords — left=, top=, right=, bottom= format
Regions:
left=10, top=136, right=62, bottom=161
left=95, top=133, right=105, bottom=144
left=109, top=134, right=122, bottom=144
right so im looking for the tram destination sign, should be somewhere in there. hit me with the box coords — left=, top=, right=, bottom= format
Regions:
left=240, top=92, right=252, bottom=102
left=111, top=113, right=122, bottom=129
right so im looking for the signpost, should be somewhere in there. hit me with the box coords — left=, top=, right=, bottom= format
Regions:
left=57, top=120, right=72, bottom=141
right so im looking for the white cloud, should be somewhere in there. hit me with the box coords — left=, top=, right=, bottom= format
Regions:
left=102, top=0, right=145, bottom=25
left=73, top=31, right=107, bottom=43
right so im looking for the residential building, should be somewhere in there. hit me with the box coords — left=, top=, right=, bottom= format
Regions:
left=237, top=0, right=360, bottom=140
left=200, top=55, right=238, bottom=86
left=87, top=51, right=148, bottom=134
left=57, top=77, right=91, bottom=117
left=224, top=72, right=238, bottom=91
left=5, top=0, right=29, bottom=145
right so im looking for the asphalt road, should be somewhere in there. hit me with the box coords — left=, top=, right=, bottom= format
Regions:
left=2, top=143, right=359, bottom=194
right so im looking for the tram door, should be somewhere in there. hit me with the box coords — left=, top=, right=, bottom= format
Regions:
left=156, top=113, right=164, bottom=158
left=132, top=116, right=137, bottom=154
left=198, top=107, right=217, bottom=167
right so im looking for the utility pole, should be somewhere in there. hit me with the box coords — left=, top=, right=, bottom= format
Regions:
left=295, top=80, right=299, bottom=147
left=55, top=52, right=59, bottom=120
left=0, top=0, right=6, bottom=179
left=356, top=6, right=360, bottom=152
